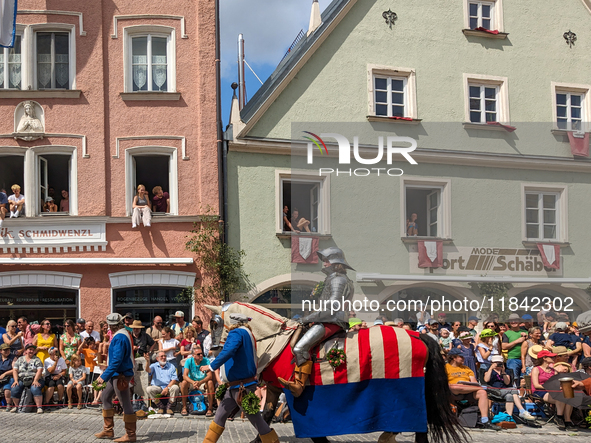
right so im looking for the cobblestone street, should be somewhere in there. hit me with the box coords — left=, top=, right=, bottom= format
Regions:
left=2, top=409, right=591, bottom=443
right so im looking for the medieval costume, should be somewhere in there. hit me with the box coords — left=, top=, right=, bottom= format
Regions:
left=94, top=313, right=136, bottom=442
left=202, top=313, right=279, bottom=443
left=279, top=247, right=354, bottom=397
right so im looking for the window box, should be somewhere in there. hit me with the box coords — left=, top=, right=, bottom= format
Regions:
left=367, top=65, right=417, bottom=120
left=462, top=29, right=508, bottom=39
left=366, top=115, right=422, bottom=125
left=120, top=92, right=181, bottom=101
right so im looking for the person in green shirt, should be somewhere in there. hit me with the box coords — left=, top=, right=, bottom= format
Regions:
left=502, top=313, right=528, bottom=384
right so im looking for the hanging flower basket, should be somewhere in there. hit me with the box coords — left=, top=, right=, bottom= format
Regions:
left=241, top=392, right=261, bottom=415
left=326, top=348, right=346, bottom=370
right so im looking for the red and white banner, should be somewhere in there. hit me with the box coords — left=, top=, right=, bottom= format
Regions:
left=567, top=131, right=590, bottom=157
left=417, top=240, right=443, bottom=268
left=537, top=243, right=560, bottom=269
left=291, top=236, right=319, bottom=263
left=0, top=0, right=18, bottom=48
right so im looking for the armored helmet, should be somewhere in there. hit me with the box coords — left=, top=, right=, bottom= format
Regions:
left=317, top=247, right=355, bottom=271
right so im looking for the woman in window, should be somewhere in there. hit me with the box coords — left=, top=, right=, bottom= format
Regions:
left=406, top=213, right=418, bottom=236
left=291, top=208, right=311, bottom=233
left=59, top=190, right=69, bottom=212
left=43, top=197, right=58, bottom=213
left=33, top=319, right=57, bottom=363
left=132, top=184, right=151, bottom=228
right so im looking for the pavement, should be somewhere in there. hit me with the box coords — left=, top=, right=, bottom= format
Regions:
left=2, top=408, right=591, bottom=443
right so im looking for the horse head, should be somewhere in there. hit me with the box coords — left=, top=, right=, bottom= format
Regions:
left=204, top=303, right=234, bottom=349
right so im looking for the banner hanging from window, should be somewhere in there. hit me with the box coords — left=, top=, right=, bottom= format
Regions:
left=0, top=0, right=18, bottom=48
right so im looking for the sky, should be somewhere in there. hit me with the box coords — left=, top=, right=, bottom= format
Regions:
left=220, top=0, right=331, bottom=126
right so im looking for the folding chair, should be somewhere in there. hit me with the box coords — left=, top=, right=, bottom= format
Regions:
left=522, top=375, right=555, bottom=424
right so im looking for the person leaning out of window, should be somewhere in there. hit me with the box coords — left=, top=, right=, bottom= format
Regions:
left=132, top=184, right=151, bottom=228
left=152, top=186, right=170, bottom=213
left=8, top=184, right=25, bottom=218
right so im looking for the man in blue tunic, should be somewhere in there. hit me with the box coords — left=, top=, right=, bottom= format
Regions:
left=95, top=313, right=136, bottom=442
left=200, top=314, right=279, bottom=443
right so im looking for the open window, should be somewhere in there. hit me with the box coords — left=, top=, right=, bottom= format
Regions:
left=38, top=154, right=71, bottom=215
left=134, top=155, right=169, bottom=213
left=0, top=155, right=25, bottom=196
left=402, top=178, right=451, bottom=239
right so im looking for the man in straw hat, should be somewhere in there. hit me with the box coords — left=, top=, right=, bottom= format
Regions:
left=278, top=247, right=355, bottom=398
left=199, top=313, right=279, bottom=443
left=94, top=313, right=136, bottom=442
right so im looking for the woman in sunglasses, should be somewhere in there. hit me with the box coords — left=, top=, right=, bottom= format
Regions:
left=33, top=319, right=57, bottom=363
left=2, top=320, right=23, bottom=358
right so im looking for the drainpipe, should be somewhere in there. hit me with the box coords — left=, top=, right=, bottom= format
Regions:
left=215, top=0, right=225, bottom=238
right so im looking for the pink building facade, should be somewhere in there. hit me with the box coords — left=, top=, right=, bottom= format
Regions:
left=0, top=1, right=218, bottom=326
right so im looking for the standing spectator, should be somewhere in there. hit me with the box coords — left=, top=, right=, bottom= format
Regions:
left=437, top=313, right=451, bottom=330
left=17, top=316, right=40, bottom=346
left=59, top=190, right=70, bottom=212
left=543, top=311, right=558, bottom=335
left=426, top=319, right=439, bottom=342
left=9, top=343, right=45, bottom=414
left=152, top=186, right=170, bottom=213
left=476, top=329, right=498, bottom=381
left=467, top=316, right=480, bottom=333
left=180, top=346, right=214, bottom=417
left=146, top=316, right=164, bottom=341
left=393, top=318, right=405, bottom=328
left=43, top=347, right=67, bottom=407
left=8, top=184, right=25, bottom=218
left=33, top=319, right=57, bottom=363
left=123, top=313, right=135, bottom=333
left=80, top=320, right=101, bottom=342
left=78, top=336, right=99, bottom=374
left=416, top=308, right=430, bottom=327
left=131, top=320, right=155, bottom=356
left=171, top=311, right=187, bottom=338
left=2, top=320, right=23, bottom=358
left=60, top=319, right=82, bottom=365
left=192, top=316, right=210, bottom=346
left=521, top=314, right=534, bottom=330
left=66, top=355, right=86, bottom=409
left=145, top=350, right=180, bottom=415
left=158, top=327, right=180, bottom=371
left=132, top=184, right=151, bottom=228
left=449, top=321, right=461, bottom=340
left=179, top=326, right=197, bottom=361
left=406, top=213, right=418, bottom=236
left=502, top=313, right=527, bottom=382
left=98, top=321, right=111, bottom=363
left=0, top=343, right=15, bottom=409
left=76, top=318, right=86, bottom=334
left=0, top=188, right=8, bottom=226
left=546, top=322, right=582, bottom=368
left=521, top=327, right=544, bottom=376
left=457, top=331, right=477, bottom=374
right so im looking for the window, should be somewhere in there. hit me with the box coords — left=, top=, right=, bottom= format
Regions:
left=0, top=155, right=25, bottom=195
left=522, top=185, right=567, bottom=242
left=469, top=84, right=498, bottom=123
left=125, top=147, right=178, bottom=216
left=401, top=178, right=451, bottom=239
left=556, top=92, right=583, bottom=130
left=367, top=65, right=417, bottom=119
left=113, top=287, right=191, bottom=327
left=463, top=74, right=509, bottom=125
left=36, top=32, right=69, bottom=89
left=276, top=170, right=330, bottom=234
left=463, top=0, right=504, bottom=32
left=124, top=27, right=176, bottom=93
left=252, top=284, right=315, bottom=319
left=38, top=154, right=71, bottom=214
left=0, top=35, right=22, bottom=89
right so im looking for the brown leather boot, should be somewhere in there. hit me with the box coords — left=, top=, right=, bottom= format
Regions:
left=203, top=422, right=224, bottom=443
left=113, top=414, right=136, bottom=442
left=277, top=361, right=313, bottom=398
left=260, top=428, right=280, bottom=443
left=94, top=409, right=115, bottom=439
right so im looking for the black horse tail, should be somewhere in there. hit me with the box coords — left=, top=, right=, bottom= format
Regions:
left=419, top=334, right=470, bottom=443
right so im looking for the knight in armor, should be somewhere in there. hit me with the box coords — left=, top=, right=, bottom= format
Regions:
left=278, top=247, right=354, bottom=397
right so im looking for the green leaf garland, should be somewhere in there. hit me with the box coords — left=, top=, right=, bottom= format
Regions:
left=241, top=392, right=261, bottom=415
left=215, top=384, right=227, bottom=400
left=92, top=380, right=107, bottom=391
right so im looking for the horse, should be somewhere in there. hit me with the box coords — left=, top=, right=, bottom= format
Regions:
left=206, top=302, right=467, bottom=443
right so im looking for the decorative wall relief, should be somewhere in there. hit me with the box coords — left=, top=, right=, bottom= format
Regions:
left=14, top=100, right=45, bottom=141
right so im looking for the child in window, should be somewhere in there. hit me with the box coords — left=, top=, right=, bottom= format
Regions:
left=66, top=355, right=86, bottom=409
left=406, top=213, right=418, bottom=236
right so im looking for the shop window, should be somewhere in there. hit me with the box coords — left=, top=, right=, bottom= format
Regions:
left=403, top=178, right=451, bottom=238
left=113, top=287, right=191, bottom=327
left=38, top=154, right=71, bottom=215
left=252, top=284, right=315, bottom=319
left=0, top=34, right=22, bottom=89
left=0, top=155, right=25, bottom=196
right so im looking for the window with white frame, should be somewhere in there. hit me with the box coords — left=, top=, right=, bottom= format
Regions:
left=525, top=191, right=560, bottom=241
left=37, top=153, right=74, bottom=215
left=464, top=75, right=509, bottom=124
left=368, top=66, right=417, bottom=119
left=0, top=34, right=22, bottom=89
left=402, top=179, right=451, bottom=238
left=464, top=0, right=503, bottom=32
left=277, top=171, right=329, bottom=234
left=124, top=27, right=175, bottom=93
left=556, top=91, right=583, bottom=130
left=36, top=32, right=70, bottom=89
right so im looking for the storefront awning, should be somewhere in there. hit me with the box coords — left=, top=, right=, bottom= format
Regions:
left=356, top=273, right=591, bottom=284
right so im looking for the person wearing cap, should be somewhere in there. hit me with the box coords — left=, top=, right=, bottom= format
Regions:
left=373, top=318, right=384, bottom=326
left=349, top=318, right=362, bottom=331
left=43, top=196, right=58, bottom=212
left=521, top=327, right=544, bottom=376
left=76, top=318, right=86, bottom=334
left=80, top=320, right=101, bottom=342
left=476, top=329, right=498, bottom=376
left=9, top=343, right=45, bottom=413
left=199, top=313, right=280, bottom=443
left=0, top=343, right=15, bottom=409
left=94, top=313, right=137, bottom=442
left=130, top=320, right=155, bottom=356
left=502, top=313, right=528, bottom=383
left=530, top=349, right=573, bottom=430
left=43, top=346, right=67, bottom=407
left=456, top=331, right=477, bottom=374
left=172, top=311, right=188, bottom=338
left=426, top=319, right=439, bottom=343
left=445, top=348, right=500, bottom=431
left=122, top=313, right=134, bottom=331
left=520, top=314, right=534, bottom=331
left=483, top=355, right=534, bottom=420
left=546, top=322, right=581, bottom=363
left=279, top=247, right=355, bottom=398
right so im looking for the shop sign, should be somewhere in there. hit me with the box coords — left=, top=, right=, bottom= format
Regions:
left=0, top=222, right=107, bottom=252
left=409, top=246, right=562, bottom=276
left=0, top=291, right=77, bottom=306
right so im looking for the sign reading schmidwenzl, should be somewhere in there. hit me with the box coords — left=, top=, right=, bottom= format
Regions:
left=0, top=222, right=106, bottom=249
left=409, top=246, right=562, bottom=276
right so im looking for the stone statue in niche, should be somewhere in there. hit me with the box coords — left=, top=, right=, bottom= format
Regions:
left=14, top=100, right=45, bottom=141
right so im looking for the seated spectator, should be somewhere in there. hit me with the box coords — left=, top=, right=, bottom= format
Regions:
left=180, top=346, right=214, bottom=416
left=553, top=362, right=571, bottom=373
left=530, top=350, right=573, bottom=430
left=43, top=347, right=67, bottom=407
left=152, top=186, right=170, bottom=213
left=132, top=184, right=151, bottom=228
left=60, top=190, right=69, bottom=212
left=179, top=326, right=197, bottom=362
left=158, top=327, right=180, bottom=372
left=439, top=328, right=453, bottom=353
left=145, top=350, right=180, bottom=414
left=572, top=357, right=591, bottom=393
left=3, top=320, right=23, bottom=358
left=393, top=318, right=405, bottom=328
left=282, top=205, right=299, bottom=232
left=33, top=318, right=57, bottom=363
left=10, top=343, right=45, bottom=413
left=43, top=196, right=58, bottom=212
left=521, top=327, right=544, bottom=376
left=66, top=354, right=86, bottom=409
left=483, top=355, right=534, bottom=420
left=131, top=320, right=155, bottom=356
left=291, top=208, right=311, bottom=233
left=445, top=348, right=500, bottom=430
left=0, top=188, right=8, bottom=226
left=547, top=322, right=582, bottom=369
left=0, top=343, right=15, bottom=409
left=8, top=184, right=24, bottom=218
left=552, top=346, right=575, bottom=371
left=406, top=213, right=418, bottom=236
left=80, top=320, right=101, bottom=342
left=476, top=329, right=498, bottom=375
